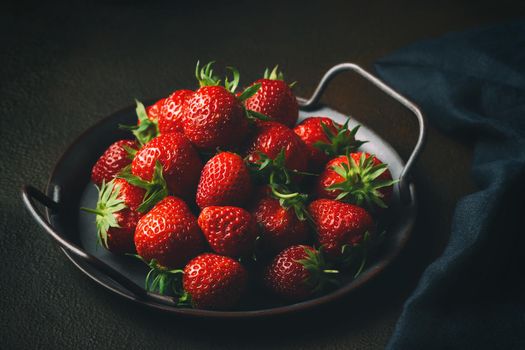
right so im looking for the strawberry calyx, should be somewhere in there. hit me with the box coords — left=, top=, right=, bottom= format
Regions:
left=248, top=149, right=315, bottom=185
left=340, top=230, right=384, bottom=278
left=327, top=153, right=397, bottom=209
left=295, top=246, right=339, bottom=295
left=248, top=149, right=313, bottom=221
left=131, top=255, right=193, bottom=306
left=80, top=180, right=127, bottom=248
left=119, top=99, right=160, bottom=146
left=269, top=178, right=310, bottom=222
left=224, top=66, right=240, bottom=93
left=118, top=162, right=168, bottom=213
left=263, top=65, right=285, bottom=81
left=195, top=61, right=221, bottom=88
left=131, top=255, right=183, bottom=294
left=263, top=65, right=296, bottom=88
left=313, top=119, right=366, bottom=159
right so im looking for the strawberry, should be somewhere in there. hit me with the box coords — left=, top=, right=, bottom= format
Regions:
left=134, top=196, right=204, bottom=270
left=244, top=66, right=299, bottom=127
left=245, top=121, right=309, bottom=173
left=308, top=199, right=374, bottom=259
left=91, top=139, right=138, bottom=186
left=81, top=178, right=145, bottom=254
left=146, top=98, right=166, bottom=122
left=252, top=196, right=310, bottom=254
left=198, top=206, right=258, bottom=258
left=183, top=253, right=248, bottom=310
left=158, top=90, right=194, bottom=134
left=293, top=117, right=365, bottom=171
left=183, top=62, right=265, bottom=150
left=129, top=132, right=202, bottom=206
left=316, top=152, right=395, bottom=209
left=196, top=152, right=252, bottom=209
left=264, top=245, right=338, bottom=301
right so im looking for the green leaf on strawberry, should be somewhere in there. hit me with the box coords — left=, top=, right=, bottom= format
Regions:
left=313, top=119, right=366, bottom=159
left=119, top=99, right=160, bottom=146
left=195, top=60, right=221, bottom=87
left=296, top=246, right=340, bottom=294
left=327, top=152, right=398, bottom=209
left=80, top=180, right=126, bottom=248
left=118, top=162, right=168, bottom=213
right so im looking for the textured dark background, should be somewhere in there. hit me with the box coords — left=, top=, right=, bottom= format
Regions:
left=2, top=1, right=524, bottom=349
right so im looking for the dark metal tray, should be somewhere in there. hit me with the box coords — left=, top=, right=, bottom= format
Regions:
left=22, top=63, right=425, bottom=319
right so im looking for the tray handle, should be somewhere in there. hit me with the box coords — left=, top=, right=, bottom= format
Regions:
left=21, top=185, right=147, bottom=299
left=299, top=63, right=426, bottom=204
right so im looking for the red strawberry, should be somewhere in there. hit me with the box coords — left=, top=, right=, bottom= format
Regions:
left=131, top=132, right=202, bottom=203
left=184, top=84, right=248, bottom=150
left=245, top=121, right=308, bottom=173
left=316, top=152, right=395, bottom=209
left=135, top=196, right=204, bottom=269
left=196, top=152, right=252, bottom=209
left=81, top=178, right=145, bottom=254
left=293, top=117, right=364, bottom=171
left=252, top=196, right=310, bottom=254
left=158, top=90, right=194, bottom=134
left=91, top=140, right=138, bottom=186
left=264, top=245, right=338, bottom=301
left=198, top=206, right=258, bottom=258
left=308, top=199, right=374, bottom=259
left=146, top=98, right=166, bottom=122
left=183, top=253, right=248, bottom=310
left=183, top=62, right=263, bottom=150
left=244, top=66, right=298, bottom=127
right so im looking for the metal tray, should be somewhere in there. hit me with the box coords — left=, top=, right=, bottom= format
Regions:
left=22, top=63, right=425, bottom=319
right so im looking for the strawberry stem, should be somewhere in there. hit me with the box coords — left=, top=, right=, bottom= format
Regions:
left=80, top=207, right=105, bottom=216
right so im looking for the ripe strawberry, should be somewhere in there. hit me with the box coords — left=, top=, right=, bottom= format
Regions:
left=245, top=121, right=309, bottom=173
left=130, top=132, right=202, bottom=205
left=264, top=245, right=338, bottom=301
left=146, top=98, right=166, bottom=122
left=81, top=178, right=145, bottom=254
left=158, top=89, right=194, bottom=134
left=196, top=152, right=252, bottom=209
left=198, top=206, right=258, bottom=258
left=135, top=196, right=204, bottom=269
left=244, top=66, right=299, bottom=127
left=252, top=196, right=310, bottom=254
left=183, top=253, right=248, bottom=310
left=91, top=140, right=138, bottom=186
left=316, top=152, right=395, bottom=209
left=293, top=117, right=365, bottom=171
left=183, top=62, right=264, bottom=150
left=308, top=199, right=374, bottom=259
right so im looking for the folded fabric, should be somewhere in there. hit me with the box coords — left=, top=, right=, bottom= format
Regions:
left=375, top=21, right=525, bottom=350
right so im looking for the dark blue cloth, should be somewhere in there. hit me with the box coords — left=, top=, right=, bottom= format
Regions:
left=375, top=21, right=525, bottom=350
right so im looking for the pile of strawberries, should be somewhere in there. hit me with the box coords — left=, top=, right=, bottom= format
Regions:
left=83, top=62, right=396, bottom=310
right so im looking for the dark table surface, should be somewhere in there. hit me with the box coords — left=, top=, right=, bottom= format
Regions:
left=2, top=1, right=524, bottom=349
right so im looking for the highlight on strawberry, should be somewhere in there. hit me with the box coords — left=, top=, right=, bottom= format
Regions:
left=81, top=60, right=399, bottom=310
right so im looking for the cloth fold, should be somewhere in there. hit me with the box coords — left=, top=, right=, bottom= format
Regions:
left=375, top=21, right=525, bottom=350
